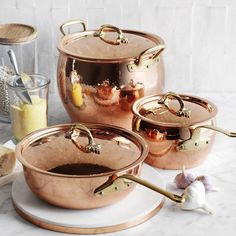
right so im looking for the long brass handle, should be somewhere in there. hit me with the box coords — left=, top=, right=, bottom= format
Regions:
left=65, top=123, right=101, bottom=154
left=94, top=24, right=128, bottom=45
left=94, top=174, right=184, bottom=203
left=136, top=44, right=165, bottom=65
left=177, top=124, right=236, bottom=151
left=194, top=125, right=236, bottom=137
left=60, top=20, right=87, bottom=36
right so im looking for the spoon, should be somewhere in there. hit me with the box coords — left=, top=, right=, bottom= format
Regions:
left=8, top=50, right=32, bottom=104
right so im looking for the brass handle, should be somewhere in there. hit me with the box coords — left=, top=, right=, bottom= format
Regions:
left=194, top=125, right=236, bottom=137
left=94, top=174, right=184, bottom=203
left=136, top=45, right=165, bottom=65
left=65, top=123, right=101, bottom=154
left=157, top=92, right=191, bottom=118
left=94, top=24, right=128, bottom=45
left=60, top=20, right=87, bottom=36
left=177, top=125, right=236, bottom=151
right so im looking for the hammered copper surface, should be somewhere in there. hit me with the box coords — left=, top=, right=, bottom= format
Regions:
left=16, top=123, right=148, bottom=209
left=57, top=25, right=165, bottom=130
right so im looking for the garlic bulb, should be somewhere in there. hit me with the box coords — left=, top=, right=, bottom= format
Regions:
left=174, top=166, right=195, bottom=189
left=196, top=175, right=219, bottom=193
left=180, top=180, right=212, bottom=214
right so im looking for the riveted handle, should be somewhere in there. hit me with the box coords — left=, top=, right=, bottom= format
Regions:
left=177, top=125, right=236, bottom=151
left=65, top=123, right=101, bottom=154
left=157, top=92, right=191, bottom=118
left=60, top=20, right=87, bottom=36
left=94, top=24, right=128, bottom=45
left=136, top=44, right=165, bottom=65
left=94, top=174, right=184, bottom=203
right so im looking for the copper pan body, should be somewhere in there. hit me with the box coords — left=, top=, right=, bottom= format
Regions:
left=57, top=24, right=165, bottom=130
left=15, top=123, right=148, bottom=209
left=132, top=94, right=218, bottom=169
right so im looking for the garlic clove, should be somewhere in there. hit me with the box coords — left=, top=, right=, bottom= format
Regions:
left=180, top=180, right=212, bottom=214
left=196, top=175, right=219, bottom=193
left=174, top=166, right=195, bottom=189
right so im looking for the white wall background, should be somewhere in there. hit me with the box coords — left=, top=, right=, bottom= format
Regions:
left=1, top=0, right=236, bottom=93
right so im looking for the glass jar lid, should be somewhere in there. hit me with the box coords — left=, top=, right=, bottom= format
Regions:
left=0, top=23, right=37, bottom=45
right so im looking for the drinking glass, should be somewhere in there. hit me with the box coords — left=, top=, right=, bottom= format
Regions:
left=7, top=74, right=50, bottom=142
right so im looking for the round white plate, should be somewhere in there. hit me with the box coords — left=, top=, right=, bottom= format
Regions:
left=12, top=164, right=165, bottom=234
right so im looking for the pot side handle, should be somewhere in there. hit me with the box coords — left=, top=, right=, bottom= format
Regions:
left=60, top=20, right=87, bottom=36
left=127, top=44, right=165, bottom=72
left=193, top=125, right=236, bottom=137
left=136, top=44, right=165, bottom=65
left=177, top=125, right=236, bottom=151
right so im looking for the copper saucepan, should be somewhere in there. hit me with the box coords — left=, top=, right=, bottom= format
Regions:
left=132, top=92, right=236, bottom=169
left=16, top=123, right=183, bottom=209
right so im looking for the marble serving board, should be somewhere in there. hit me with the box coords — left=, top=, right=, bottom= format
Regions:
left=12, top=164, right=165, bottom=234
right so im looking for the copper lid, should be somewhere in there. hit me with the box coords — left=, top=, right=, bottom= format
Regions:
left=58, top=23, right=164, bottom=63
left=17, top=123, right=148, bottom=177
left=0, top=23, right=37, bottom=45
left=132, top=93, right=218, bottom=127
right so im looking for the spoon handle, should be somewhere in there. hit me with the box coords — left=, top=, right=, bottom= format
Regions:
left=8, top=50, right=20, bottom=75
left=7, top=50, right=33, bottom=104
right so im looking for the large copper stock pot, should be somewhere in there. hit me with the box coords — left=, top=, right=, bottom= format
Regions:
left=15, top=123, right=183, bottom=209
left=132, top=92, right=236, bottom=169
left=57, top=20, right=165, bottom=129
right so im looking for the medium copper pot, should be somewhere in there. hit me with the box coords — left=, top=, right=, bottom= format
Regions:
left=132, top=92, right=236, bottom=169
left=15, top=123, right=183, bottom=209
left=57, top=20, right=165, bottom=130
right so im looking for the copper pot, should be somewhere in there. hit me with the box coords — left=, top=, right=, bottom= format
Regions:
left=132, top=92, right=236, bottom=169
left=57, top=20, right=165, bottom=130
left=16, top=123, right=183, bottom=209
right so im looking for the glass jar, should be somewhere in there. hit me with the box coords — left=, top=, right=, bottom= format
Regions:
left=0, top=23, right=38, bottom=123
left=7, top=74, right=50, bottom=142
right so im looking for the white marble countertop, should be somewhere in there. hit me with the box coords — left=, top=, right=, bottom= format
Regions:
left=0, top=92, right=236, bottom=236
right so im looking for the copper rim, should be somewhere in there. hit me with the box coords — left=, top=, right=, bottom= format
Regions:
left=13, top=199, right=164, bottom=234
left=16, top=123, right=149, bottom=178
left=132, top=93, right=218, bottom=127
